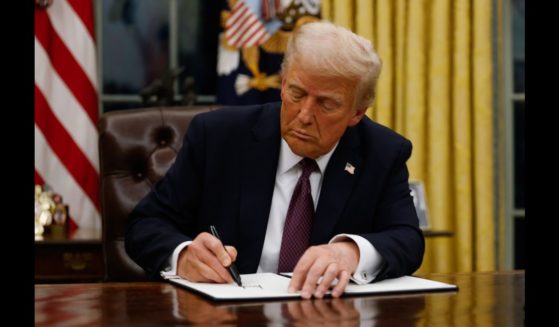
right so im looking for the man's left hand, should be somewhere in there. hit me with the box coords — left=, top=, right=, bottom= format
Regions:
left=288, top=242, right=359, bottom=299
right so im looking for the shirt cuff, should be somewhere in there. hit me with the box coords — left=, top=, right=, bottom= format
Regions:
left=160, top=241, right=192, bottom=277
left=329, top=234, right=383, bottom=284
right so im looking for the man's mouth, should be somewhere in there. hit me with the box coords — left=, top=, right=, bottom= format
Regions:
left=292, top=130, right=312, bottom=141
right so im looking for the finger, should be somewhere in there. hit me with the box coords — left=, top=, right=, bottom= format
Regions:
left=314, top=262, right=339, bottom=298
left=300, top=263, right=328, bottom=299
left=181, top=245, right=225, bottom=283
left=190, top=240, right=233, bottom=283
left=196, top=234, right=235, bottom=283
left=224, top=246, right=238, bottom=262
left=179, top=244, right=219, bottom=282
left=288, top=248, right=317, bottom=293
left=192, top=259, right=227, bottom=283
left=196, top=249, right=233, bottom=283
left=202, top=233, right=232, bottom=267
left=331, top=270, right=350, bottom=298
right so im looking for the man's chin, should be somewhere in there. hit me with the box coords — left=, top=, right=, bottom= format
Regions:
left=286, top=139, right=318, bottom=159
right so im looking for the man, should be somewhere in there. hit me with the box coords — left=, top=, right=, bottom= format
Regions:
left=126, top=21, right=424, bottom=299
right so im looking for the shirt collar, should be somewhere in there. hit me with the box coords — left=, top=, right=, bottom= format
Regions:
left=277, top=138, right=338, bottom=176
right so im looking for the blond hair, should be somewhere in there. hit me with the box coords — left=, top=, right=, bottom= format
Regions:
left=282, top=21, right=382, bottom=110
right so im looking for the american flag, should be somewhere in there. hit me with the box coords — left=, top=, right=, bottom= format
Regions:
left=34, top=0, right=100, bottom=231
left=225, top=0, right=271, bottom=48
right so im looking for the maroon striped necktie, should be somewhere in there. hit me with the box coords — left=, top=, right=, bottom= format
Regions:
left=277, top=158, right=318, bottom=272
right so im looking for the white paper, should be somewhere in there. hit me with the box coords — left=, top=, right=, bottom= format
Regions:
left=167, top=273, right=297, bottom=300
left=165, top=273, right=457, bottom=301
left=345, top=275, right=457, bottom=294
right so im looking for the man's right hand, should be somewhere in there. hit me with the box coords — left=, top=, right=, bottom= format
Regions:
left=177, top=232, right=238, bottom=283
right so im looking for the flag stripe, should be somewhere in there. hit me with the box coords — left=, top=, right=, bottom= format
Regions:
left=35, top=0, right=99, bottom=231
left=226, top=4, right=249, bottom=28
left=225, top=1, right=270, bottom=48
left=46, top=0, right=97, bottom=89
left=35, top=9, right=98, bottom=125
left=35, top=126, right=100, bottom=231
left=248, top=29, right=270, bottom=47
left=228, top=15, right=259, bottom=45
left=35, top=170, right=45, bottom=186
left=262, top=0, right=270, bottom=19
left=226, top=10, right=256, bottom=41
left=66, top=0, right=96, bottom=39
left=35, top=38, right=99, bottom=172
left=240, top=22, right=266, bottom=46
left=35, top=86, right=100, bottom=210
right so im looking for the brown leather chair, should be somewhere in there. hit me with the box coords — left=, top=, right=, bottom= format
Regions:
left=98, top=106, right=214, bottom=281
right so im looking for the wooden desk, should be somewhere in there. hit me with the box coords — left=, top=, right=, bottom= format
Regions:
left=35, top=228, right=104, bottom=283
left=35, top=271, right=524, bottom=326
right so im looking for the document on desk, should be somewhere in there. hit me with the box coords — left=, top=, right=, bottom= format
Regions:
left=162, top=273, right=457, bottom=302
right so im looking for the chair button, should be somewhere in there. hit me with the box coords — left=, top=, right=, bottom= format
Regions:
left=136, top=173, right=143, bottom=178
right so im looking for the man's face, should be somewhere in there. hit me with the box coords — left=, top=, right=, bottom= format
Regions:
left=280, top=64, right=365, bottom=159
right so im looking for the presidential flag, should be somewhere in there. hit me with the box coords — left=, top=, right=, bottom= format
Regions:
left=217, top=0, right=321, bottom=105
left=35, top=0, right=100, bottom=231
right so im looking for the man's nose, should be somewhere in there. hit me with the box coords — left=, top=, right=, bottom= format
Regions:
left=297, top=98, right=315, bottom=124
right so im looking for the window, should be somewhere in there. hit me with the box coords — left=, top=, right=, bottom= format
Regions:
left=504, top=0, right=524, bottom=269
left=97, top=0, right=220, bottom=113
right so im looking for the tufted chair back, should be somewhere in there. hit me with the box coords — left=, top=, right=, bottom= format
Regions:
left=98, top=106, right=214, bottom=281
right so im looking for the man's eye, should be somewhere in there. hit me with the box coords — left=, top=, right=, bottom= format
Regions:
left=290, top=90, right=304, bottom=101
left=320, top=99, right=339, bottom=112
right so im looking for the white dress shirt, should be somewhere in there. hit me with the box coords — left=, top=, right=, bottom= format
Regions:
left=163, top=139, right=384, bottom=284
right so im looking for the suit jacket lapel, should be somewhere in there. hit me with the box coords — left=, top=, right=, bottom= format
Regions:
left=311, top=127, right=362, bottom=245
left=238, top=103, right=281, bottom=273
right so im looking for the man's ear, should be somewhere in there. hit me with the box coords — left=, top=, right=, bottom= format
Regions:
left=348, top=108, right=366, bottom=127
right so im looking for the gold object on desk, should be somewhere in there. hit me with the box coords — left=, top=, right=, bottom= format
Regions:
left=34, top=184, right=69, bottom=239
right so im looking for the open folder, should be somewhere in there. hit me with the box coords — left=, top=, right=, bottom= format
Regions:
left=162, top=273, right=458, bottom=302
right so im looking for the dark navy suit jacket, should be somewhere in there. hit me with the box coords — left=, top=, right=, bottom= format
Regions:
left=125, top=102, right=424, bottom=280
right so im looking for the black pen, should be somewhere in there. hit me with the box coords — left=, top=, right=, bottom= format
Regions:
left=209, top=225, right=243, bottom=287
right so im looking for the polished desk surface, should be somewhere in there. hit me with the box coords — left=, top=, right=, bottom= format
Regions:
left=35, top=271, right=524, bottom=326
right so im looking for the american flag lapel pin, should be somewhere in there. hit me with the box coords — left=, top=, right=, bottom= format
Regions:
left=344, top=162, right=355, bottom=175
